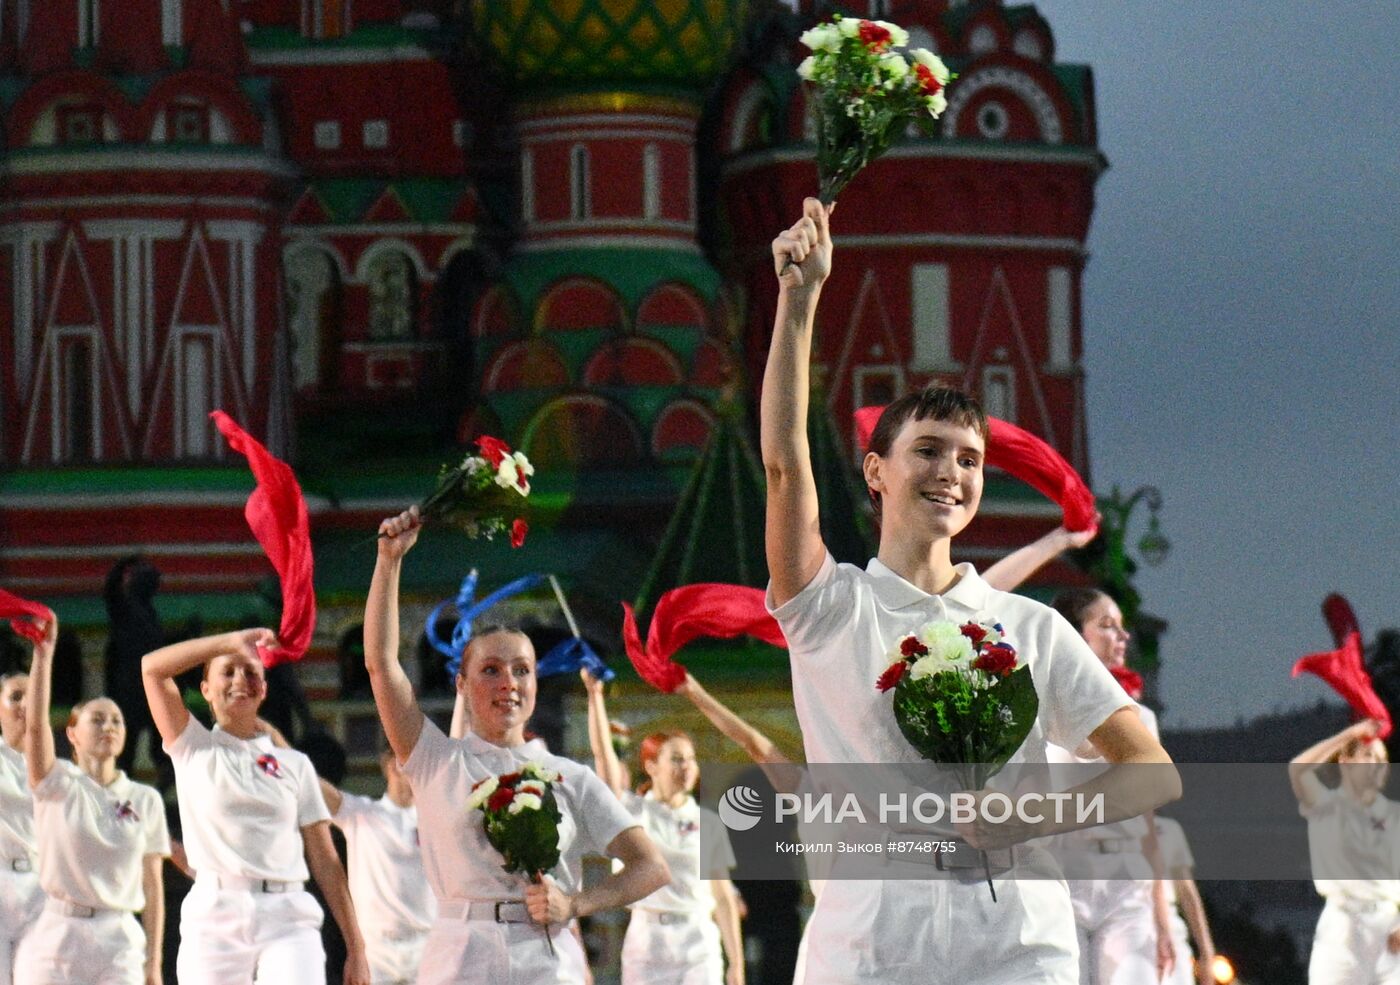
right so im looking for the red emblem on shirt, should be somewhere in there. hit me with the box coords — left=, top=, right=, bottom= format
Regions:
left=677, top=819, right=699, bottom=837
left=114, top=800, right=140, bottom=822
left=256, top=754, right=283, bottom=779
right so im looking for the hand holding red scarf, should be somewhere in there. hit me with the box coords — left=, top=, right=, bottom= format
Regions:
left=1293, top=593, right=1391, bottom=739
left=0, top=588, right=54, bottom=645
left=210, top=412, right=315, bottom=668
left=622, top=584, right=787, bottom=693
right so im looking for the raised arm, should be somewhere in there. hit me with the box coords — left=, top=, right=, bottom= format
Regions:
left=580, top=669, right=628, bottom=797
left=675, top=672, right=795, bottom=794
left=303, top=821, right=370, bottom=985
left=365, top=507, right=426, bottom=764
left=1174, top=874, right=1217, bottom=984
left=981, top=524, right=1098, bottom=592
left=141, top=630, right=272, bottom=747
left=1289, top=719, right=1379, bottom=809
left=23, top=616, right=59, bottom=789
left=761, top=198, right=833, bottom=608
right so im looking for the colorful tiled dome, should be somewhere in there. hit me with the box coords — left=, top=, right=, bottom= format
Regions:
left=468, top=0, right=745, bottom=89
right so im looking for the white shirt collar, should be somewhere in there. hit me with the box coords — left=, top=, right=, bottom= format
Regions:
left=864, top=558, right=990, bottom=612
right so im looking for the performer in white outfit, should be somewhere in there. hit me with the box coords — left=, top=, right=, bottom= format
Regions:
left=1154, top=816, right=1217, bottom=985
left=141, top=630, right=371, bottom=984
left=319, top=751, right=436, bottom=985
left=1290, top=719, right=1400, bottom=985
left=16, top=613, right=169, bottom=985
left=364, top=508, right=670, bottom=985
left=760, top=199, right=1180, bottom=985
left=581, top=670, right=744, bottom=985
left=0, top=671, right=41, bottom=984
left=1047, top=588, right=1176, bottom=985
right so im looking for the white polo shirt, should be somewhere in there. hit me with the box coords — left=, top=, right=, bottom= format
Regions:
left=1301, top=785, right=1400, bottom=903
left=770, top=555, right=1132, bottom=766
left=402, top=718, right=637, bottom=902
left=0, top=742, right=35, bottom=866
left=166, top=718, right=329, bottom=882
left=623, top=791, right=734, bottom=915
left=333, top=792, right=436, bottom=935
left=33, top=760, right=170, bottom=912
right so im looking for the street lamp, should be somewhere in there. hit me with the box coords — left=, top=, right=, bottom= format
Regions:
left=1101, top=484, right=1170, bottom=575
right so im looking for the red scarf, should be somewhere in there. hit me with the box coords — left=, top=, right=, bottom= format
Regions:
left=622, top=584, right=787, bottom=693
left=0, top=588, right=54, bottom=644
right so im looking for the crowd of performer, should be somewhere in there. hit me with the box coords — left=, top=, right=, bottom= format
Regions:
left=0, top=200, right=1391, bottom=985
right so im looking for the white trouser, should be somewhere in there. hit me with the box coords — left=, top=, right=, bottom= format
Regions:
left=14, top=903, right=144, bottom=985
left=0, top=867, right=43, bottom=984
left=621, top=909, right=722, bottom=985
left=796, top=874, right=1080, bottom=985
left=1069, top=879, right=1157, bottom=985
left=1309, top=896, right=1400, bottom=985
left=365, top=927, right=428, bottom=985
left=417, top=913, right=584, bottom=985
left=176, top=879, right=326, bottom=985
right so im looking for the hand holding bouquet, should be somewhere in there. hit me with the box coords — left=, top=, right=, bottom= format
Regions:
left=468, top=761, right=565, bottom=952
left=797, top=15, right=954, bottom=203
left=877, top=618, right=1036, bottom=898
left=413, top=435, right=532, bottom=548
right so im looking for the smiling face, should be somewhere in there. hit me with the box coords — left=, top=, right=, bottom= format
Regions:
left=642, top=734, right=699, bottom=802
left=1079, top=593, right=1130, bottom=669
left=199, top=652, right=267, bottom=726
left=864, top=417, right=985, bottom=543
left=67, top=697, right=127, bottom=763
left=457, top=631, right=536, bottom=744
left=0, top=674, right=27, bottom=748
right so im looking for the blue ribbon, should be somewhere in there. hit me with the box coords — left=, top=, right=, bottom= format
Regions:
left=431, top=571, right=547, bottom=679
left=537, top=637, right=615, bottom=682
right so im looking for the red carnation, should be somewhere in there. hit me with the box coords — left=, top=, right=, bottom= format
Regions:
left=858, top=20, right=893, bottom=51
left=973, top=644, right=1017, bottom=677
left=498, top=771, right=522, bottom=787
left=487, top=786, right=516, bottom=812
left=914, top=63, right=944, bottom=97
left=960, top=622, right=987, bottom=644
left=477, top=435, right=512, bottom=469
left=876, top=660, right=909, bottom=692
left=900, top=636, right=929, bottom=658
left=510, top=518, right=529, bottom=549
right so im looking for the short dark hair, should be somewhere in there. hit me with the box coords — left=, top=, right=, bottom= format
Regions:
left=1050, top=588, right=1109, bottom=633
left=867, top=385, right=988, bottom=459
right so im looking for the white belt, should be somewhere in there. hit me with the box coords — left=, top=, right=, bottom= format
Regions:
left=46, top=898, right=115, bottom=919
left=632, top=910, right=696, bottom=926
left=6, top=857, right=33, bottom=873
left=1330, top=896, right=1400, bottom=915
left=201, top=873, right=305, bottom=894
left=438, top=899, right=532, bottom=924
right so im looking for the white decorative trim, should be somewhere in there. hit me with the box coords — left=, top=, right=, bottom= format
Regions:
left=910, top=262, right=957, bottom=372
left=643, top=143, right=661, bottom=220
left=569, top=144, right=590, bottom=221
left=728, top=82, right=770, bottom=153
left=517, top=236, right=702, bottom=254
left=941, top=66, right=1064, bottom=144
left=1046, top=266, right=1073, bottom=370
left=0, top=542, right=268, bottom=559
left=519, top=114, right=695, bottom=135
left=9, top=195, right=279, bottom=211
left=284, top=223, right=472, bottom=239
left=249, top=45, right=431, bottom=66
left=6, top=150, right=297, bottom=177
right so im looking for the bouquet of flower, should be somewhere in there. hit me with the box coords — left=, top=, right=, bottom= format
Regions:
left=467, top=761, right=565, bottom=952
left=877, top=618, right=1037, bottom=898
left=797, top=15, right=955, bottom=203
left=416, top=435, right=532, bottom=548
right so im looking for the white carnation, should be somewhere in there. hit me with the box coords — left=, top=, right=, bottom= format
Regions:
left=872, top=20, right=909, bottom=47
left=796, top=55, right=817, bottom=80
left=523, top=761, right=561, bottom=784
left=911, top=48, right=951, bottom=86
left=799, top=24, right=841, bottom=52
left=512, top=451, right=534, bottom=478
left=517, top=779, right=546, bottom=796
left=926, top=91, right=948, bottom=117
left=918, top=621, right=976, bottom=665
left=465, top=776, right=498, bottom=811
left=836, top=17, right=861, bottom=39
left=507, top=793, right=543, bottom=814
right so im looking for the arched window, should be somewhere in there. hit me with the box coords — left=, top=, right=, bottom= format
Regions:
left=366, top=251, right=416, bottom=340
left=284, top=248, right=342, bottom=392
left=61, top=337, right=95, bottom=463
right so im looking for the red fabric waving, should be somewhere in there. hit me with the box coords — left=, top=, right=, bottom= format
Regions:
left=211, top=412, right=315, bottom=667
left=1293, top=631, right=1392, bottom=739
left=622, top=585, right=788, bottom=693
left=0, top=588, right=54, bottom=644
left=1322, top=593, right=1362, bottom=648
left=854, top=406, right=1097, bottom=534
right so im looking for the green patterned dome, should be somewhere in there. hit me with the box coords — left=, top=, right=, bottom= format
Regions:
left=468, top=0, right=746, bottom=90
